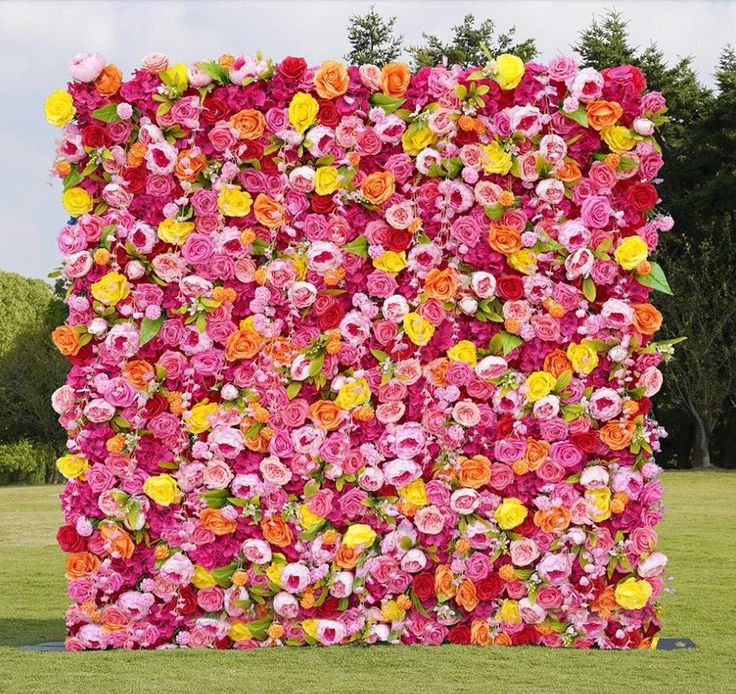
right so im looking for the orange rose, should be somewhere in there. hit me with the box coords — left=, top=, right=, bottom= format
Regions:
left=471, top=619, right=491, bottom=646
left=591, top=585, right=617, bottom=618
left=586, top=100, right=624, bottom=130
left=360, top=170, right=395, bottom=205
left=52, top=325, right=80, bottom=356
left=456, top=579, right=479, bottom=612
left=200, top=507, right=238, bottom=535
left=244, top=430, right=271, bottom=453
left=435, top=564, right=456, bottom=598
left=225, top=328, right=262, bottom=361
left=308, top=400, right=343, bottom=430
left=65, top=551, right=100, bottom=579
left=424, top=267, right=459, bottom=301
left=457, top=454, right=492, bottom=489
left=314, top=60, right=349, bottom=99
left=229, top=108, right=267, bottom=140
left=533, top=506, right=572, bottom=533
left=122, top=359, right=154, bottom=389
left=254, top=193, right=286, bottom=229
left=380, top=62, right=411, bottom=97
left=94, top=64, right=122, bottom=97
left=599, top=419, right=636, bottom=451
left=488, top=223, right=522, bottom=255
left=524, top=439, right=550, bottom=471
left=335, top=544, right=361, bottom=569
left=100, top=523, right=135, bottom=560
left=261, top=516, right=293, bottom=547
left=424, top=358, right=449, bottom=387
left=632, top=303, right=663, bottom=335
left=555, top=160, right=582, bottom=183
left=493, top=631, right=513, bottom=646
left=174, top=149, right=207, bottom=181
left=543, top=349, right=571, bottom=378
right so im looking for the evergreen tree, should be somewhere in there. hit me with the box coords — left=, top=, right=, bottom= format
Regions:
left=345, top=5, right=403, bottom=67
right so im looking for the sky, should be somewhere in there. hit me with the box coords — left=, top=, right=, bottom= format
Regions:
left=1, top=0, right=733, bottom=280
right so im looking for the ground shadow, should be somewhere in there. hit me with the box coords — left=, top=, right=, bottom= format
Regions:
left=0, top=618, right=65, bottom=648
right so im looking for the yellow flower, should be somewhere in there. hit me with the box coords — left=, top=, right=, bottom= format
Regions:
left=586, top=487, right=612, bottom=522
left=373, top=250, right=407, bottom=274
left=507, top=249, right=536, bottom=275
left=496, top=598, right=522, bottom=624
left=482, top=141, right=512, bottom=175
left=185, top=400, right=218, bottom=434
left=62, top=187, right=93, bottom=217
left=381, top=599, right=406, bottom=623
left=143, top=473, right=180, bottom=506
left=300, top=618, right=318, bottom=640
left=343, top=523, right=377, bottom=548
left=192, top=565, right=217, bottom=589
left=566, top=341, right=600, bottom=375
left=403, top=312, right=435, bottom=346
left=298, top=504, right=325, bottom=530
left=525, top=371, right=557, bottom=402
left=56, top=454, right=88, bottom=479
left=614, top=577, right=653, bottom=610
left=335, top=377, right=372, bottom=410
left=218, top=186, right=253, bottom=217
left=266, top=560, right=285, bottom=587
left=401, top=124, right=434, bottom=156
left=447, top=340, right=477, bottom=366
left=398, top=479, right=428, bottom=507
left=601, top=125, right=637, bottom=152
left=495, top=54, right=525, bottom=90
left=45, top=89, right=76, bottom=126
left=157, top=218, right=195, bottom=245
left=228, top=621, right=252, bottom=642
left=614, top=236, right=649, bottom=271
left=160, top=63, right=188, bottom=93
left=288, top=92, right=319, bottom=133
left=91, top=271, right=130, bottom=306
left=494, top=497, right=528, bottom=530
left=314, top=166, right=340, bottom=195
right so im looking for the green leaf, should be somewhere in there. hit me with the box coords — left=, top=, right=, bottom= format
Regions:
left=561, top=106, right=589, bottom=128
left=484, top=203, right=505, bottom=220
left=498, top=330, right=523, bottom=356
left=370, top=348, right=390, bottom=363
left=343, top=235, right=369, bottom=258
left=202, top=489, right=228, bottom=508
left=636, top=262, right=673, bottom=295
left=197, top=60, right=230, bottom=85
left=212, top=561, right=238, bottom=587
left=91, top=103, right=123, bottom=123
left=63, top=167, right=83, bottom=191
left=139, top=315, right=165, bottom=346
left=286, top=381, right=302, bottom=400
left=582, top=276, right=597, bottom=302
left=369, top=93, right=406, bottom=113
left=555, top=370, right=573, bottom=393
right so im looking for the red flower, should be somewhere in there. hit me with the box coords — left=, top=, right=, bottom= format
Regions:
left=496, top=274, right=525, bottom=300
left=447, top=624, right=472, bottom=644
left=81, top=124, right=111, bottom=149
left=278, top=56, right=307, bottom=82
left=201, top=96, right=229, bottom=124
left=412, top=572, right=435, bottom=602
left=476, top=573, right=504, bottom=600
left=56, top=524, right=86, bottom=552
left=626, top=182, right=658, bottom=212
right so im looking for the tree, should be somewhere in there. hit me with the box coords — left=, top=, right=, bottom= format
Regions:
left=572, top=9, right=637, bottom=68
left=345, top=5, right=403, bottom=67
left=407, top=14, right=537, bottom=70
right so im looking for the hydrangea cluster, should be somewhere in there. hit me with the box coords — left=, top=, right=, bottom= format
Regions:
left=47, top=50, right=673, bottom=650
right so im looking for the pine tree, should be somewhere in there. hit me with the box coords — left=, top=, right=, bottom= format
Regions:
left=572, top=9, right=637, bottom=68
left=345, top=5, right=403, bottom=67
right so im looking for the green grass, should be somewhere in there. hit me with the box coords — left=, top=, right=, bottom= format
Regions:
left=1, top=471, right=735, bottom=693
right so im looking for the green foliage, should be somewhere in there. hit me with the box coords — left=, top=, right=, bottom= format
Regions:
left=345, top=5, right=403, bottom=67
left=0, top=439, right=55, bottom=485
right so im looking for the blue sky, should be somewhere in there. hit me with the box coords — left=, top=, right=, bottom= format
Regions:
left=1, top=0, right=733, bottom=280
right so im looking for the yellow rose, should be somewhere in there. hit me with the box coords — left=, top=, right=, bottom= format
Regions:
left=586, top=487, right=612, bottom=522
left=185, top=400, right=218, bottom=434
left=335, top=377, right=372, bottom=410
left=601, top=125, right=637, bottom=152
left=62, top=187, right=93, bottom=217
left=300, top=618, right=319, bottom=640
left=288, top=92, right=319, bottom=133
left=381, top=599, right=405, bottom=622
left=494, top=497, right=528, bottom=530
left=614, top=577, right=653, bottom=610
left=495, top=54, right=525, bottom=90
left=343, top=523, right=377, bottom=548
left=496, top=598, right=522, bottom=624
left=401, top=124, right=434, bottom=156
left=373, top=250, right=407, bottom=274
left=298, top=504, right=325, bottom=530
left=218, top=186, right=253, bottom=217
left=447, top=340, right=477, bottom=366
left=160, top=63, right=188, bottom=93
left=525, top=371, right=557, bottom=402
left=403, top=312, right=435, bottom=346
left=192, top=565, right=217, bottom=589
left=398, top=479, right=429, bottom=507
left=566, top=341, right=600, bottom=375
left=266, top=559, right=285, bottom=587
left=314, top=166, right=340, bottom=195
left=56, top=454, right=88, bottom=479
left=482, top=141, right=512, bottom=175
left=143, top=473, right=180, bottom=506
left=614, top=235, right=649, bottom=270
left=507, top=249, right=536, bottom=275
left=157, top=218, right=195, bottom=245
left=45, top=89, right=75, bottom=127
left=91, top=271, right=130, bottom=306
left=228, top=621, right=252, bottom=642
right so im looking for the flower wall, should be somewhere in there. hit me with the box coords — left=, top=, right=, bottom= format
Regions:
left=47, top=50, right=672, bottom=650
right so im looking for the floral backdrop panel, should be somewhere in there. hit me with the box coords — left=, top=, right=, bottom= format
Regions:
left=47, top=50, right=672, bottom=650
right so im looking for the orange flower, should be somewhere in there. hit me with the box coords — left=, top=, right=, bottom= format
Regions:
left=492, top=631, right=512, bottom=646
left=533, top=506, right=572, bottom=533
left=261, top=516, right=293, bottom=547
left=457, top=454, right=492, bottom=489
left=434, top=564, right=456, bottom=598
left=599, top=419, right=636, bottom=451
left=423, top=267, right=459, bottom=301
left=244, top=430, right=271, bottom=453
left=101, top=605, right=130, bottom=631
left=335, top=544, right=360, bottom=569
left=556, top=160, right=582, bottom=183
left=524, top=439, right=550, bottom=471
left=267, top=623, right=285, bottom=640
left=229, top=108, right=267, bottom=140
left=100, top=523, right=135, bottom=559
left=360, top=170, right=395, bottom=205
left=632, top=303, right=663, bottom=335
left=314, top=60, right=349, bottom=99
left=543, top=349, right=571, bottom=378
left=586, top=100, right=624, bottom=130
left=456, top=579, right=479, bottom=612
left=122, top=359, right=155, bottom=389
left=425, top=358, right=449, bottom=387
left=65, top=551, right=100, bottom=579
left=253, top=193, right=286, bottom=228
left=308, top=400, right=343, bottom=431
left=200, top=507, right=238, bottom=535
left=127, top=141, right=147, bottom=167
left=225, top=328, right=262, bottom=361
left=94, top=64, right=122, bottom=97
left=471, top=619, right=491, bottom=646
left=591, top=585, right=617, bottom=618
left=174, top=149, right=207, bottom=181
left=51, top=325, right=80, bottom=356
left=380, top=62, right=411, bottom=97
left=488, top=223, right=522, bottom=255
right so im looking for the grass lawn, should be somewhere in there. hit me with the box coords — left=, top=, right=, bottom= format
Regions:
left=1, top=471, right=734, bottom=693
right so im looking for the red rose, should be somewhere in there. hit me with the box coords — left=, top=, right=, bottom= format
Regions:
left=496, top=274, right=524, bottom=300
left=385, top=228, right=412, bottom=252
left=236, top=140, right=263, bottom=163
left=278, top=56, right=307, bottom=82
left=495, top=414, right=515, bottom=439
left=317, top=99, right=339, bottom=128
left=81, top=124, right=111, bottom=149
left=123, top=166, right=147, bottom=194
left=261, top=156, right=279, bottom=175
left=178, top=586, right=198, bottom=615
left=56, top=524, right=86, bottom=552
left=317, top=596, right=340, bottom=617
left=476, top=573, right=504, bottom=600
left=201, top=96, right=229, bottom=124
left=313, top=295, right=344, bottom=330
left=447, top=625, right=471, bottom=645
left=311, top=194, right=336, bottom=215
left=412, top=572, right=435, bottom=602
left=626, top=182, right=658, bottom=212
left=571, top=431, right=598, bottom=453
left=143, top=393, right=168, bottom=418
